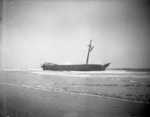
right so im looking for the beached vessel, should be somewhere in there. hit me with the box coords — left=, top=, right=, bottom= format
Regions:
left=41, top=40, right=110, bottom=71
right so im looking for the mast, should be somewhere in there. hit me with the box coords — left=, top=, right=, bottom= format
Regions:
left=86, top=40, right=94, bottom=65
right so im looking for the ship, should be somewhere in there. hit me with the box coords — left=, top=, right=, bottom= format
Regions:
left=41, top=40, right=110, bottom=71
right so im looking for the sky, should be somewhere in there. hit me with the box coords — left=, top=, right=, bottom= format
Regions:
left=0, top=0, right=150, bottom=69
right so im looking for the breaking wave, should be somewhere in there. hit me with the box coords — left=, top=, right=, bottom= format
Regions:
left=31, top=69, right=150, bottom=79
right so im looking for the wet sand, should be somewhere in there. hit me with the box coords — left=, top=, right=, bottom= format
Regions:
left=0, top=84, right=149, bottom=117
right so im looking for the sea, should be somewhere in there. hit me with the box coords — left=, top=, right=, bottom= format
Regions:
left=0, top=68, right=150, bottom=104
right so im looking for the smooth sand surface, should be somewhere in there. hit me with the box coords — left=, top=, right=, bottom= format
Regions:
left=0, top=84, right=149, bottom=117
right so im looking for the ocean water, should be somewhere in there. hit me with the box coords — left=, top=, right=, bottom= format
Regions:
left=0, top=69, right=150, bottom=103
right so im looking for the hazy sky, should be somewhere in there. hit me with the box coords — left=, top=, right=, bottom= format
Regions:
left=0, top=0, right=150, bottom=69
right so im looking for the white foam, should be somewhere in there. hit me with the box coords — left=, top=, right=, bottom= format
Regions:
left=31, top=70, right=150, bottom=79
left=32, top=71, right=92, bottom=77
left=2, top=68, right=42, bottom=71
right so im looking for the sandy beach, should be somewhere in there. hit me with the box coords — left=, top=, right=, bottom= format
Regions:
left=0, top=70, right=150, bottom=117
left=0, top=84, right=149, bottom=117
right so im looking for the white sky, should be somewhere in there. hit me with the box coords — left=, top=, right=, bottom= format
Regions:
left=0, top=0, right=150, bottom=69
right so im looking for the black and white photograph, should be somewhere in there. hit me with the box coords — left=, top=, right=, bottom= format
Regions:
left=0, top=0, right=150, bottom=117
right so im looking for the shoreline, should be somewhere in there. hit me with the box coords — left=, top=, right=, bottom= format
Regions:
left=0, top=84, right=149, bottom=117
left=0, top=83, right=149, bottom=104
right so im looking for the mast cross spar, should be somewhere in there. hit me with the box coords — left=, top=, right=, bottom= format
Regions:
left=86, top=40, right=94, bottom=65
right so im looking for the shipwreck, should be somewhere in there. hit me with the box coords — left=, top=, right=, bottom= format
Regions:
left=41, top=40, right=110, bottom=71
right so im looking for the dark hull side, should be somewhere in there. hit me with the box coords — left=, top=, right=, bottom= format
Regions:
left=41, top=63, right=110, bottom=71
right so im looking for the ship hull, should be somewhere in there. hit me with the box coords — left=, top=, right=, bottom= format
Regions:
left=41, top=62, right=110, bottom=71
